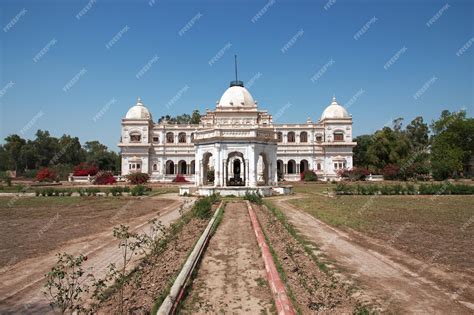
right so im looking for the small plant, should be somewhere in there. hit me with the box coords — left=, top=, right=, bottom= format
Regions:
left=301, top=170, right=318, bottom=182
left=94, top=171, right=116, bottom=185
left=73, top=163, right=98, bottom=176
left=192, top=197, right=212, bottom=219
left=126, top=172, right=149, bottom=185
left=130, top=185, right=148, bottom=196
left=43, top=253, right=92, bottom=314
left=0, top=172, right=12, bottom=186
left=243, top=191, right=263, bottom=204
left=36, top=168, right=58, bottom=182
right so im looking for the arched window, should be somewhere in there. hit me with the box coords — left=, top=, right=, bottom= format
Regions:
left=130, top=132, right=141, bottom=142
left=287, top=132, right=295, bottom=143
left=166, top=132, right=174, bottom=143
left=178, top=160, right=187, bottom=174
left=317, top=163, right=322, bottom=171
left=334, top=131, right=344, bottom=141
left=300, top=132, right=308, bottom=143
left=153, top=164, right=158, bottom=171
left=190, top=133, right=195, bottom=141
left=152, top=136, right=159, bottom=143
left=287, top=160, right=296, bottom=174
left=316, top=134, right=323, bottom=142
left=190, top=160, right=196, bottom=174
left=277, top=132, right=283, bottom=142
left=178, top=132, right=186, bottom=143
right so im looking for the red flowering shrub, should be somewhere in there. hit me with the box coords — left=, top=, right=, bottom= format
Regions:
left=93, top=171, right=116, bottom=185
left=172, top=174, right=189, bottom=183
left=73, top=163, right=98, bottom=176
left=383, top=164, right=400, bottom=180
left=338, top=167, right=370, bottom=181
left=300, top=170, right=318, bottom=181
left=36, top=168, right=58, bottom=182
left=126, top=172, right=149, bottom=185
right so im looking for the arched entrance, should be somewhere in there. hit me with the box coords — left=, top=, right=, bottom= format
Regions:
left=190, top=160, right=196, bottom=174
left=226, top=151, right=245, bottom=186
left=258, top=153, right=270, bottom=186
left=288, top=160, right=296, bottom=174
left=165, top=160, right=175, bottom=175
left=178, top=160, right=187, bottom=175
left=300, top=159, right=309, bottom=173
left=202, top=153, right=213, bottom=185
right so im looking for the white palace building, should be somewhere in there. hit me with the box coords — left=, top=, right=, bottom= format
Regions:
left=118, top=78, right=356, bottom=192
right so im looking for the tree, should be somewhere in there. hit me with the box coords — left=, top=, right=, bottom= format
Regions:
left=158, top=110, right=201, bottom=124
left=56, top=135, right=85, bottom=165
left=190, top=110, right=201, bottom=124
left=0, top=145, right=10, bottom=171
left=430, top=110, right=474, bottom=179
left=353, top=135, right=373, bottom=169
left=392, top=117, right=404, bottom=133
left=366, top=127, right=411, bottom=170
left=84, top=141, right=120, bottom=172
left=33, top=130, right=60, bottom=167
left=4, top=134, right=26, bottom=171
left=406, top=116, right=429, bottom=149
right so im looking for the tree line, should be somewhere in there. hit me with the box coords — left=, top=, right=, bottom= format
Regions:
left=0, top=130, right=119, bottom=179
left=353, top=110, right=473, bottom=180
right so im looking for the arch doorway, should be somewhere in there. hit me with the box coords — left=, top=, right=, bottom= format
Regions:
left=226, top=151, right=245, bottom=186
left=178, top=160, right=187, bottom=175
left=165, top=160, right=175, bottom=175
left=202, top=153, right=213, bottom=185
left=300, top=159, right=309, bottom=173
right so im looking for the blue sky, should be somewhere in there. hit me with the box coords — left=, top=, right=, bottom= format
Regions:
left=0, top=0, right=472, bottom=151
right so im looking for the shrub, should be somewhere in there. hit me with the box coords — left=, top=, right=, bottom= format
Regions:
left=301, top=170, right=318, bottom=182
left=24, top=169, right=38, bottom=179
left=93, top=171, right=116, bottom=185
left=193, top=198, right=212, bottom=219
left=383, top=164, right=400, bottom=180
left=73, top=163, right=98, bottom=176
left=85, top=187, right=100, bottom=196
left=338, top=167, right=370, bottom=181
left=130, top=185, right=149, bottom=196
left=109, top=186, right=123, bottom=196
left=172, top=174, right=189, bottom=183
left=243, top=191, right=263, bottom=204
left=126, top=173, right=149, bottom=185
left=405, top=183, right=416, bottom=195
left=36, top=168, right=58, bottom=182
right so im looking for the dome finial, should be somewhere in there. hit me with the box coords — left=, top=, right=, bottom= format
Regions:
left=332, top=94, right=336, bottom=102
left=137, top=97, right=143, bottom=106
left=230, top=55, right=244, bottom=87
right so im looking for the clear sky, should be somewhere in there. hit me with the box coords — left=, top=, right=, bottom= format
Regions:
left=0, top=0, right=472, bottom=151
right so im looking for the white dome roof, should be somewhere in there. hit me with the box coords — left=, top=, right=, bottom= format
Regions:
left=125, top=97, right=152, bottom=120
left=321, top=97, right=350, bottom=120
left=218, top=85, right=256, bottom=108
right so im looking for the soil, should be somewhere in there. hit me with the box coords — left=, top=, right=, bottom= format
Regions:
left=273, top=195, right=474, bottom=314
left=96, top=216, right=209, bottom=314
left=0, top=194, right=188, bottom=314
left=254, top=203, right=360, bottom=314
left=180, top=201, right=274, bottom=314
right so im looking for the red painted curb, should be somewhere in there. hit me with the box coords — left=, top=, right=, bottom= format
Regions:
left=246, top=201, right=296, bottom=315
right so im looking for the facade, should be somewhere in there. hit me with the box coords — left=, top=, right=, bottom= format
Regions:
left=118, top=81, right=356, bottom=183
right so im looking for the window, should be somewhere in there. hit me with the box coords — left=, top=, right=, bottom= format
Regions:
left=152, top=136, right=159, bottom=143
left=287, top=132, right=295, bottom=143
left=317, top=163, right=321, bottom=170
left=130, top=133, right=141, bottom=142
left=153, top=164, right=157, bottom=171
left=288, top=160, right=296, bottom=174
left=166, top=132, right=174, bottom=143
left=334, top=132, right=344, bottom=141
left=277, top=132, right=283, bottom=142
left=178, top=132, right=186, bottom=143
left=316, top=135, right=323, bottom=142
left=129, top=163, right=141, bottom=170
left=300, top=132, right=308, bottom=143
left=334, top=163, right=338, bottom=169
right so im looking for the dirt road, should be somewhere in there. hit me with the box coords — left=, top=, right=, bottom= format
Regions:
left=0, top=194, right=191, bottom=314
left=180, top=201, right=274, bottom=314
left=273, top=196, right=473, bottom=314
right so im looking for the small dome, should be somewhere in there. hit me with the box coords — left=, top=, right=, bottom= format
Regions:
left=321, top=96, right=350, bottom=120
left=218, top=85, right=256, bottom=108
left=125, top=97, right=152, bottom=120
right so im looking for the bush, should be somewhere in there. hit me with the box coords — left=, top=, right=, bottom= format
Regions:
left=36, top=168, right=58, bottom=182
left=0, top=172, right=12, bottom=186
left=338, top=167, right=370, bottom=181
left=73, top=163, right=98, bottom=176
left=193, top=198, right=212, bottom=219
left=172, top=174, right=189, bottom=183
left=109, top=186, right=123, bottom=196
left=383, top=164, right=400, bottom=180
left=243, top=191, right=263, bottom=204
left=130, top=185, right=149, bottom=196
left=301, top=170, right=318, bottom=182
left=23, top=169, right=38, bottom=179
left=126, top=173, right=149, bottom=185
left=94, top=171, right=116, bottom=185
left=85, top=187, right=100, bottom=196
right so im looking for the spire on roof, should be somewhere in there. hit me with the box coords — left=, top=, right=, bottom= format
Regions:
left=230, top=55, right=244, bottom=87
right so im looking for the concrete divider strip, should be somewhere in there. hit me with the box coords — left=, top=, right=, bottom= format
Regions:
left=246, top=200, right=296, bottom=315
left=156, top=201, right=224, bottom=315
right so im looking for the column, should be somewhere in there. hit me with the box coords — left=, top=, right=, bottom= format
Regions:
left=245, top=159, right=249, bottom=186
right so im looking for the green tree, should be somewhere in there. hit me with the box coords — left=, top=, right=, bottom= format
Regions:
left=406, top=116, right=429, bottom=149
left=353, top=134, right=373, bottom=169
left=33, top=130, right=60, bottom=167
left=4, top=134, right=26, bottom=171
left=366, top=127, right=411, bottom=170
left=190, top=109, right=201, bottom=124
left=84, top=141, right=119, bottom=171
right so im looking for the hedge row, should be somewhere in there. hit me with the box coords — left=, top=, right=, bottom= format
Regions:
left=334, top=182, right=474, bottom=195
left=34, top=185, right=151, bottom=197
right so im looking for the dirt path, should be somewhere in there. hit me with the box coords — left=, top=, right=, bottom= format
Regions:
left=180, top=201, right=274, bottom=314
left=0, top=194, right=192, bottom=314
left=273, top=196, right=473, bottom=314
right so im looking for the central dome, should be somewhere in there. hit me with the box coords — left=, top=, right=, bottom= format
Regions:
left=218, top=85, right=256, bottom=108
left=321, top=97, right=350, bottom=120
left=125, top=97, right=152, bottom=120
